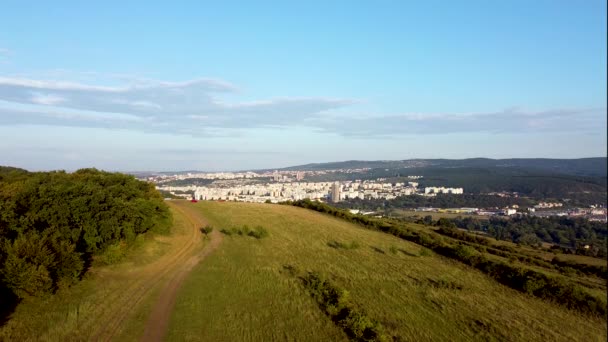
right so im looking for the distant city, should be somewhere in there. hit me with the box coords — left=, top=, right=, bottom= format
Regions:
left=150, top=169, right=447, bottom=203
left=142, top=167, right=606, bottom=222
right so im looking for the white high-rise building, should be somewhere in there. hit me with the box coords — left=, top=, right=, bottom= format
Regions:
left=331, top=182, right=341, bottom=203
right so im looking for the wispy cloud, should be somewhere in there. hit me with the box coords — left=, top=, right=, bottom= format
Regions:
left=0, top=76, right=354, bottom=134
left=0, top=74, right=604, bottom=138
left=314, top=107, right=607, bottom=137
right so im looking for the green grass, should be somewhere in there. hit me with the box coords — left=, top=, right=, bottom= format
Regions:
left=168, top=202, right=607, bottom=341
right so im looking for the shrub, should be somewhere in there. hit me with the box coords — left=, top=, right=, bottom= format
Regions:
left=419, top=248, right=432, bottom=257
left=454, top=245, right=480, bottom=260
left=200, top=225, right=214, bottom=235
left=328, top=240, right=360, bottom=250
left=241, top=225, right=251, bottom=236
left=327, top=240, right=345, bottom=249
left=300, top=272, right=390, bottom=342
left=219, top=228, right=233, bottom=236
left=247, top=226, right=269, bottom=239
left=98, top=242, right=127, bottom=265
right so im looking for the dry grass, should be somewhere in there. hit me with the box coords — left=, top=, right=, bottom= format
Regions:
left=167, top=202, right=607, bottom=341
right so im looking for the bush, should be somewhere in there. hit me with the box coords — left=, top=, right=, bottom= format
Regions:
left=219, top=228, right=233, bottom=236
left=219, top=226, right=269, bottom=239
left=300, top=272, right=390, bottom=342
left=97, top=242, right=127, bottom=265
left=327, top=240, right=360, bottom=250
left=248, top=226, right=269, bottom=239
left=200, top=225, right=214, bottom=235
left=419, top=248, right=432, bottom=257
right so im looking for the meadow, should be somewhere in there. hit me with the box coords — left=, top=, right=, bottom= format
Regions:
left=167, top=201, right=607, bottom=341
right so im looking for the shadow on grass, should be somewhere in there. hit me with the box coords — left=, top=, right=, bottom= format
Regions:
left=398, top=248, right=418, bottom=257
left=0, top=287, right=19, bottom=327
left=327, top=240, right=360, bottom=250
left=370, top=246, right=385, bottom=254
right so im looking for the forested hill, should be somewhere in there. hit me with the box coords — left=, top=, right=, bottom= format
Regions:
left=0, top=167, right=171, bottom=316
left=280, top=157, right=607, bottom=177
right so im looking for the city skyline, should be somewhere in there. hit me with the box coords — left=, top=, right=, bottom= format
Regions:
left=0, top=1, right=606, bottom=171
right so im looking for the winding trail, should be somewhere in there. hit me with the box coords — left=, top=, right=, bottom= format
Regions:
left=140, top=203, right=223, bottom=341
left=89, top=200, right=222, bottom=342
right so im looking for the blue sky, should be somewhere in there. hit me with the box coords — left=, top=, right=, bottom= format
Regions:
left=0, top=0, right=606, bottom=171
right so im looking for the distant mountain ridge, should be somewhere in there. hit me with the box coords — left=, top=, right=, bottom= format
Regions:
left=279, top=157, right=607, bottom=177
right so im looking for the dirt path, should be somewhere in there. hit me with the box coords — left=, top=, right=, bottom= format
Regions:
left=140, top=204, right=223, bottom=342
left=89, top=200, right=222, bottom=342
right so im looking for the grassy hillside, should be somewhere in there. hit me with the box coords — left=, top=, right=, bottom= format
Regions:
left=167, top=202, right=606, bottom=341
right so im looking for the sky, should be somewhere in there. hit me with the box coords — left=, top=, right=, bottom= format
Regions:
left=0, top=0, right=606, bottom=171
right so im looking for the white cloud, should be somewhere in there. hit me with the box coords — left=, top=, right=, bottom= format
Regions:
left=314, top=107, right=607, bottom=137
left=30, top=93, right=66, bottom=105
left=0, top=75, right=355, bottom=134
left=0, top=74, right=604, bottom=138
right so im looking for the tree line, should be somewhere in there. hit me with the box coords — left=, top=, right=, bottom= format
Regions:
left=337, top=194, right=536, bottom=211
left=0, top=167, right=171, bottom=311
left=438, top=216, right=607, bottom=258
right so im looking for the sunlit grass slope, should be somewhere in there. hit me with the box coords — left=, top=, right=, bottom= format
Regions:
left=168, top=202, right=607, bottom=342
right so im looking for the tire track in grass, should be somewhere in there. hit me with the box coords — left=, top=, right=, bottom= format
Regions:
left=140, top=218, right=223, bottom=341
left=90, top=201, right=217, bottom=341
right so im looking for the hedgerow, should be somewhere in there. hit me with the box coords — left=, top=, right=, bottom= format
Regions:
left=298, top=271, right=390, bottom=342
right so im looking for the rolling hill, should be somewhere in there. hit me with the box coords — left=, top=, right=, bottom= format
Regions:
left=279, top=158, right=607, bottom=177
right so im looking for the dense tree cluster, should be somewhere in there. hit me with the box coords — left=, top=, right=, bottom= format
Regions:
left=162, top=178, right=215, bottom=187
left=0, top=167, right=171, bottom=306
left=443, top=216, right=608, bottom=257
left=433, top=225, right=607, bottom=279
left=337, top=194, right=536, bottom=211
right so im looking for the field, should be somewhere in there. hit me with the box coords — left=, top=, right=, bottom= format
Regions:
left=167, top=201, right=607, bottom=341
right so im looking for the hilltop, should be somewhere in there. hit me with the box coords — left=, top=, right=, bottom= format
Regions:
left=278, top=157, right=607, bottom=177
